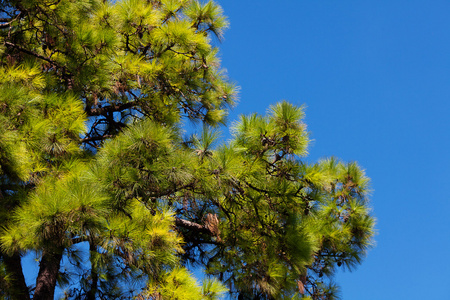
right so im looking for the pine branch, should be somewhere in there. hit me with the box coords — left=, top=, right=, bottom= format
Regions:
left=86, top=102, right=136, bottom=116
left=4, top=41, right=54, bottom=64
left=80, top=134, right=114, bottom=144
left=0, top=22, right=11, bottom=29
left=4, top=41, right=74, bottom=88
left=175, top=217, right=215, bottom=236
left=0, top=12, right=22, bottom=29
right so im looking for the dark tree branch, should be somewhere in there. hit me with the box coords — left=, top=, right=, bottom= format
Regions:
left=4, top=41, right=75, bottom=89
left=4, top=41, right=54, bottom=64
left=86, top=241, right=99, bottom=300
left=0, top=12, right=22, bottom=29
left=86, top=102, right=136, bottom=116
left=175, top=217, right=215, bottom=236
left=168, top=48, right=196, bottom=59
left=80, top=134, right=113, bottom=144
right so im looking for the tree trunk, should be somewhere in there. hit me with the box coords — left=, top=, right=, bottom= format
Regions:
left=2, top=252, right=30, bottom=300
left=86, top=241, right=99, bottom=300
left=33, top=249, right=63, bottom=300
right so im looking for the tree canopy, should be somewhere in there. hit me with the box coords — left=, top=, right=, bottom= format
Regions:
left=0, top=0, right=375, bottom=299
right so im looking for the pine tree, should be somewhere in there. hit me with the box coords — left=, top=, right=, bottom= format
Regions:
left=0, top=0, right=375, bottom=299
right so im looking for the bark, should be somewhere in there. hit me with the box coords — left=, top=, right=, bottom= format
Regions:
left=175, top=217, right=214, bottom=235
left=86, top=241, right=98, bottom=300
left=33, top=249, right=63, bottom=300
left=0, top=12, right=22, bottom=29
left=2, top=252, right=30, bottom=300
left=4, top=42, right=56, bottom=65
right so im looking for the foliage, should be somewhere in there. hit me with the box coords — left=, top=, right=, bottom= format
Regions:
left=0, top=0, right=375, bottom=299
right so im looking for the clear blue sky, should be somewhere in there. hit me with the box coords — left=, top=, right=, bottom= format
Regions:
left=216, top=1, right=450, bottom=299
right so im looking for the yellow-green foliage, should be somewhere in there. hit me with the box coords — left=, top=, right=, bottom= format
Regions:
left=141, top=268, right=227, bottom=300
left=0, top=0, right=374, bottom=298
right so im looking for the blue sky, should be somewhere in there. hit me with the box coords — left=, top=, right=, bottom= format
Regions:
left=216, top=1, right=450, bottom=299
